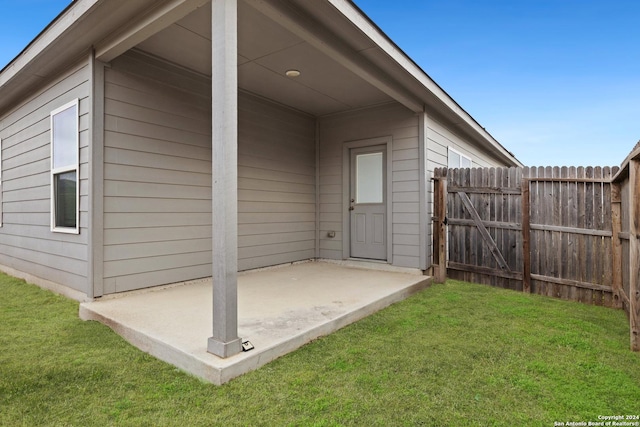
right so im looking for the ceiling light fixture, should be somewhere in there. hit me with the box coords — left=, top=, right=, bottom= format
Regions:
left=285, top=69, right=301, bottom=78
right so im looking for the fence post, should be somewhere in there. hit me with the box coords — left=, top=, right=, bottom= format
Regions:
left=521, top=177, right=531, bottom=293
left=433, top=170, right=448, bottom=283
left=611, top=182, right=623, bottom=309
left=629, top=160, right=640, bottom=351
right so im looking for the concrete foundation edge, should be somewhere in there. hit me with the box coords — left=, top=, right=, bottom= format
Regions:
left=80, top=275, right=432, bottom=385
left=0, top=264, right=89, bottom=302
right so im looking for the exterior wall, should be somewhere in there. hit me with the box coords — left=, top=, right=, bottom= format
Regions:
left=319, top=104, right=513, bottom=271
left=0, top=51, right=514, bottom=295
left=0, top=59, right=91, bottom=293
left=238, top=93, right=316, bottom=271
left=319, top=103, right=421, bottom=268
left=425, top=114, right=514, bottom=272
left=102, top=51, right=212, bottom=293
left=102, top=51, right=316, bottom=292
left=426, top=115, right=507, bottom=170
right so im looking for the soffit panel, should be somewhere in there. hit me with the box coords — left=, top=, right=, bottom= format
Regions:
left=253, top=42, right=390, bottom=109
left=359, top=46, right=444, bottom=109
left=290, top=0, right=376, bottom=53
left=173, top=1, right=211, bottom=40
left=238, top=61, right=349, bottom=116
left=134, top=0, right=394, bottom=116
left=237, top=1, right=304, bottom=61
left=136, top=23, right=212, bottom=76
left=238, top=54, right=250, bottom=66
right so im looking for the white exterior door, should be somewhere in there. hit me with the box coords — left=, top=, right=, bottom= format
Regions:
left=349, top=145, right=387, bottom=260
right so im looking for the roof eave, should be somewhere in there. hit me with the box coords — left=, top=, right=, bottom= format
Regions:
left=329, top=0, right=523, bottom=167
left=0, top=0, right=100, bottom=88
left=0, top=0, right=103, bottom=114
left=612, top=140, right=640, bottom=183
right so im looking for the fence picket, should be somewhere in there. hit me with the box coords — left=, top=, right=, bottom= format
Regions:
left=568, top=166, right=578, bottom=301
left=438, top=165, right=616, bottom=306
left=585, top=167, right=595, bottom=304
left=603, top=166, right=613, bottom=307
left=551, top=166, right=561, bottom=298
left=513, top=167, right=522, bottom=291
left=495, top=167, right=505, bottom=288
left=559, top=166, right=570, bottom=300
left=577, top=166, right=586, bottom=302
left=528, top=167, right=539, bottom=294
left=593, top=166, right=604, bottom=305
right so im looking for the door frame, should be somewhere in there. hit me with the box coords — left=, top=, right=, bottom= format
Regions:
left=342, top=136, right=393, bottom=263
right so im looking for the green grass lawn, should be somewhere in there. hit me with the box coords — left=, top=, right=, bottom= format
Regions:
left=1, top=273, right=639, bottom=426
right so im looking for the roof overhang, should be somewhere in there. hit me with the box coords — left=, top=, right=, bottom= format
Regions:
left=0, top=0, right=521, bottom=167
left=0, top=0, right=165, bottom=115
left=612, top=141, right=640, bottom=183
left=94, top=0, right=210, bottom=63
left=325, top=0, right=522, bottom=167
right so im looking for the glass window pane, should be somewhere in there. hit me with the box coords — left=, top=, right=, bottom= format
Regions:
left=461, top=156, right=472, bottom=168
left=448, top=150, right=460, bottom=168
left=54, top=171, right=76, bottom=228
left=356, top=152, right=383, bottom=203
left=52, top=105, right=77, bottom=169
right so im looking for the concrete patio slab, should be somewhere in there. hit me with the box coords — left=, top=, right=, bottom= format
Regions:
left=79, top=260, right=431, bottom=384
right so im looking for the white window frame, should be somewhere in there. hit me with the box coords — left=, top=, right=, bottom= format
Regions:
left=50, top=99, right=79, bottom=234
left=448, top=146, right=472, bottom=168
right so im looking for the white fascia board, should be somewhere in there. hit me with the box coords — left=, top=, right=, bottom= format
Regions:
left=95, top=0, right=210, bottom=63
left=0, top=0, right=100, bottom=88
left=328, top=0, right=522, bottom=167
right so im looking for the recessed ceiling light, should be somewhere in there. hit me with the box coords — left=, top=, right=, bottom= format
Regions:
left=285, top=69, right=301, bottom=78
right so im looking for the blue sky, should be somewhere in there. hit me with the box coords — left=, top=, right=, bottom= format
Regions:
left=1, top=0, right=638, bottom=167
left=355, top=0, right=640, bottom=167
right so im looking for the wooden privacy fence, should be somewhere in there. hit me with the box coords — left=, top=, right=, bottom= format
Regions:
left=432, top=153, right=640, bottom=351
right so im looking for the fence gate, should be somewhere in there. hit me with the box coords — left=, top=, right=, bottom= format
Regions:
left=433, top=166, right=620, bottom=307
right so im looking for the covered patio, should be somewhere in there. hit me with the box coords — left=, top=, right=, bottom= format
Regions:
left=80, top=260, right=431, bottom=384
left=0, top=0, right=521, bottom=385
left=89, top=0, right=437, bottom=361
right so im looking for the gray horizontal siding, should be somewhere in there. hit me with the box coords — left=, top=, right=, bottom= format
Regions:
left=0, top=59, right=90, bottom=292
left=102, top=51, right=317, bottom=292
left=424, top=115, right=515, bottom=271
left=103, top=51, right=212, bottom=293
left=237, top=93, right=316, bottom=271
left=427, top=115, right=507, bottom=170
left=319, top=103, right=421, bottom=268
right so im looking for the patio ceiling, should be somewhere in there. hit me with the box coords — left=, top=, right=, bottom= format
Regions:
left=135, top=0, right=396, bottom=116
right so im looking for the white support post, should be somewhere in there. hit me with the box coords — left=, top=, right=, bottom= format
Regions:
left=207, top=0, right=242, bottom=358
